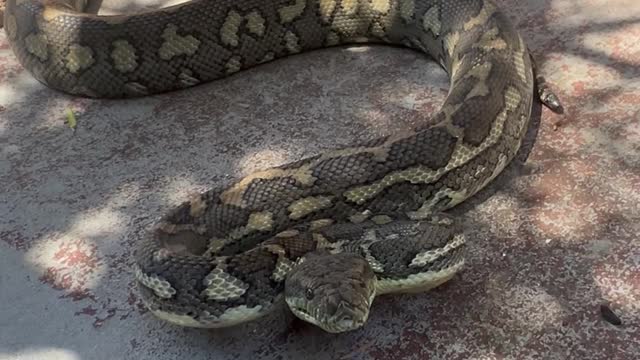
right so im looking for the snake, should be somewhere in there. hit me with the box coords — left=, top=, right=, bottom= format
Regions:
left=4, top=0, right=562, bottom=333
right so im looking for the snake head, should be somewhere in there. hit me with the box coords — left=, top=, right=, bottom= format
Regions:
left=284, top=251, right=377, bottom=333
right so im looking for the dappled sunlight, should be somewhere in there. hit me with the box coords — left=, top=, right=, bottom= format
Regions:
left=234, top=147, right=293, bottom=175
left=547, top=0, right=639, bottom=27
left=344, top=46, right=449, bottom=130
left=530, top=204, right=600, bottom=241
left=0, top=348, right=81, bottom=360
left=523, top=154, right=635, bottom=241
left=0, top=0, right=638, bottom=357
left=541, top=52, right=625, bottom=89
left=578, top=126, right=640, bottom=167
left=485, top=283, right=568, bottom=333
left=161, top=175, right=210, bottom=204
left=23, top=204, right=127, bottom=297
left=592, top=254, right=640, bottom=316
left=582, top=26, right=640, bottom=63
left=537, top=1, right=640, bottom=84
left=0, top=67, right=42, bottom=105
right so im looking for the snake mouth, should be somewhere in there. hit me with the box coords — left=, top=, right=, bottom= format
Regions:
left=288, top=301, right=369, bottom=333
left=331, top=312, right=367, bottom=333
left=288, top=305, right=318, bottom=326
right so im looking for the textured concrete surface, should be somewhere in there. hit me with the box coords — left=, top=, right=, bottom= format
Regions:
left=1, top=0, right=639, bottom=359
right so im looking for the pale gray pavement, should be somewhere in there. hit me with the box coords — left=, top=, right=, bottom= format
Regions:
left=1, top=0, right=639, bottom=359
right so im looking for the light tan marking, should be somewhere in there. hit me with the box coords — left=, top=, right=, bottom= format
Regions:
left=344, top=166, right=443, bottom=205
left=149, top=310, right=203, bottom=328
left=410, top=234, right=465, bottom=267
left=326, top=130, right=414, bottom=161
left=220, top=166, right=316, bottom=207
left=406, top=188, right=467, bottom=219
left=310, top=218, right=334, bottom=230
left=284, top=31, right=302, bottom=53
left=205, top=237, right=227, bottom=255
left=42, top=5, right=78, bottom=21
left=463, top=1, right=496, bottom=31
left=288, top=196, right=333, bottom=220
left=221, top=130, right=408, bottom=207
left=371, top=215, right=393, bottom=225
left=371, top=22, right=387, bottom=39
left=465, top=81, right=490, bottom=99
left=179, top=70, right=200, bottom=87
left=202, top=268, right=250, bottom=301
left=370, top=0, right=390, bottom=14
left=272, top=256, right=295, bottom=282
left=279, top=0, right=306, bottom=23
left=247, top=211, right=274, bottom=231
left=431, top=214, right=455, bottom=226
left=449, top=59, right=464, bottom=82
left=149, top=304, right=264, bottom=328
left=463, top=62, right=492, bottom=99
left=65, top=44, right=94, bottom=73
left=246, top=11, right=266, bottom=36
left=340, top=0, right=359, bottom=15
left=479, top=153, right=509, bottom=190
left=312, top=233, right=335, bottom=249
left=189, top=194, right=207, bottom=217
left=221, top=11, right=243, bottom=47
left=25, top=34, right=48, bottom=62
left=213, top=305, right=264, bottom=324
left=361, top=246, right=385, bottom=273
left=158, top=24, right=200, bottom=60
left=349, top=210, right=372, bottom=223
left=319, top=0, right=337, bottom=20
left=422, top=6, right=441, bottom=36
left=377, top=260, right=464, bottom=295
left=443, top=31, right=460, bottom=58
left=226, top=210, right=273, bottom=240
left=513, top=36, right=529, bottom=83
left=134, top=266, right=177, bottom=299
left=152, top=249, right=172, bottom=262
left=276, top=229, right=300, bottom=238
left=5, top=14, right=17, bottom=40
left=111, top=40, right=138, bottom=73
left=223, top=226, right=252, bottom=240
left=400, top=0, right=415, bottom=21
left=225, top=56, right=242, bottom=74
left=476, top=27, right=507, bottom=51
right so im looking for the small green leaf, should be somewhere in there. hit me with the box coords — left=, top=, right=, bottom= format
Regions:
left=65, top=108, right=77, bottom=130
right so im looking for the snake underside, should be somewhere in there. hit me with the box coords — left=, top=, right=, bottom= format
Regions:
left=4, top=0, right=560, bottom=331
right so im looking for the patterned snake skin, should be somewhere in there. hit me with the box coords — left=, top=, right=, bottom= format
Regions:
left=4, top=0, right=562, bottom=332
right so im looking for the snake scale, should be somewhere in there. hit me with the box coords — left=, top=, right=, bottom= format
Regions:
left=5, top=0, right=562, bottom=332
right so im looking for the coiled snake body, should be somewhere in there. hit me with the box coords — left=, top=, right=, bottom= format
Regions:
left=5, top=0, right=561, bottom=332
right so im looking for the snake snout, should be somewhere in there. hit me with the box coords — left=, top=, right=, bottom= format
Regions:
left=335, top=317, right=359, bottom=333
left=338, top=312, right=365, bottom=331
left=324, top=300, right=369, bottom=333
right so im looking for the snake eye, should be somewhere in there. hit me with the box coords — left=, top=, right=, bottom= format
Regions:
left=305, top=288, right=314, bottom=300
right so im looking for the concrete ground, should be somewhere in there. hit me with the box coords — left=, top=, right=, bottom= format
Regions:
left=1, top=0, right=639, bottom=359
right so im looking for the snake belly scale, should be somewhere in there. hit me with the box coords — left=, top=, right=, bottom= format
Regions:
left=5, top=0, right=561, bottom=332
